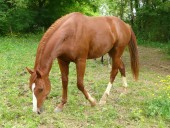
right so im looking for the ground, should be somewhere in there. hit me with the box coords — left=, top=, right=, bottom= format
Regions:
left=0, top=37, right=170, bottom=128
left=92, top=46, right=170, bottom=128
left=138, top=46, right=170, bottom=75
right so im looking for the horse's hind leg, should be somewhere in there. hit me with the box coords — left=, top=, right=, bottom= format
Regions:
left=54, top=59, right=70, bottom=112
left=76, top=59, right=96, bottom=106
left=107, top=54, right=111, bottom=68
left=99, top=47, right=125, bottom=105
left=119, top=59, right=128, bottom=89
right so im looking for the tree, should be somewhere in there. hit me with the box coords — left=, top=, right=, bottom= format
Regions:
left=134, top=0, right=170, bottom=42
left=0, top=0, right=169, bottom=42
left=0, top=0, right=99, bottom=34
left=0, top=0, right=35, bottom=34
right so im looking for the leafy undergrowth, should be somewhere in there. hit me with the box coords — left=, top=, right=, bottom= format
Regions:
left=0, top=35, right=170, bottom=128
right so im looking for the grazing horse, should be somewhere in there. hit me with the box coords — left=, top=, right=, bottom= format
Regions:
left=26, top=12, right=139, bottom=114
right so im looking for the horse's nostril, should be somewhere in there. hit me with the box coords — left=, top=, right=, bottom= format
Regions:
left=37, top=107, right=43, bottom=114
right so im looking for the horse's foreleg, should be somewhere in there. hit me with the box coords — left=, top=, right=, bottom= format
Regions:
left=99, top=48, right=124, bottom=105
left=76, top=59, right=96, bottom=107
left=99, top=62, right=118, bottom=105
left=54, top=59, right=70, bottom=112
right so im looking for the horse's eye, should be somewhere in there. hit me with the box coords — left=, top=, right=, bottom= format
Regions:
left=38, top=88, right=43, bottom=92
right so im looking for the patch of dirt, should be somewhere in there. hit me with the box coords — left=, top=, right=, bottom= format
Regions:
left=138, top=46, right=170, bottom=75
left=123, top=46, right=170, bottom=75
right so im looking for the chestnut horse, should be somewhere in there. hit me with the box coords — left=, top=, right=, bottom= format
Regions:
left=26, top=12, right=139, bottom=114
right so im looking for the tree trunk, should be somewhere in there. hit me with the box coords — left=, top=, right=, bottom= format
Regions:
left=134, top=0, right=139, bottom=9
left=130, top=0, right=134, bottom=26
left=9, top=25, right=13, bottom=35
left=120, top=0, right=124, bottom=19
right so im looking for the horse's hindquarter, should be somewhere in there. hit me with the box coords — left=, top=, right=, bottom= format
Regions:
left=111, top=17, right=131, bottom=46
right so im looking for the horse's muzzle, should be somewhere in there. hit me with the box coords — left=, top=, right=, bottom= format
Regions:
left=36, top=107, right=43, bottom=114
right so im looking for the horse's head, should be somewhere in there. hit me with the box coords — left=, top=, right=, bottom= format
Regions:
left=26, top=67, right=51, bottom=114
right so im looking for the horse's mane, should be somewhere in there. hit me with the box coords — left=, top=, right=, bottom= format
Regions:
left=34, top=13, right=76, bottom=69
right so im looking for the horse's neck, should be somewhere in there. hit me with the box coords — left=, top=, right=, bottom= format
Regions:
left=34, top=20, right=66, bottom=75
left=34, top=43, right=54, bottom=76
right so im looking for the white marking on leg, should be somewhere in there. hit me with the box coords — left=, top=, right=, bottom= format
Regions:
left=32, top=83, right=37, bottom=112
left=87, top=92, right=96, bottom=106
left=122, top=77, right=128, bottom=87
left=105, top=82, right=112, bottom=96
left=99, top=82, right=112, bottom=105
left=87, top=92, right=94, bottom=102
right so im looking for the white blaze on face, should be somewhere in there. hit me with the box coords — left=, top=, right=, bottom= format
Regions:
left=32, top=83, right=37, bottom=112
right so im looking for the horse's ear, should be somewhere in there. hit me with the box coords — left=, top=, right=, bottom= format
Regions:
left=26, top=67, right=34, bottom=74
left=36, top=69, right=43, bottom=78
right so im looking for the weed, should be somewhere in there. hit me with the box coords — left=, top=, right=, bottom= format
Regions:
left=144, top=75, right=170, bottom=120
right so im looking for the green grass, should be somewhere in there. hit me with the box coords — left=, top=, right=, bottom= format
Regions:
left=0, top=35, right=170, bottom=127
left=144, top=75, right=170, bottom=120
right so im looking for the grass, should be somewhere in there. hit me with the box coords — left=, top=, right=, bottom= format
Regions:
left=0, top=35, right=170, bottom=128
left=144, top=75, right=170, bottom=120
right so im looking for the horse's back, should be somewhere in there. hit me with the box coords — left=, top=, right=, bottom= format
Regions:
left=52, top=13, right=131, bottom=60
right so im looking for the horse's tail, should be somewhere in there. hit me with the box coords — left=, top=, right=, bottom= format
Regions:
left=128, top=28, right=139, bottom=80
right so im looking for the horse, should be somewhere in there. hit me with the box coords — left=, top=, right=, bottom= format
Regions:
left=26, top=12, right=139, bottom=114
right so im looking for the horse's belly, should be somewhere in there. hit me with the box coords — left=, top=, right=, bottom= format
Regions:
left=87, top=52, right=106, bottom=59
left=87, top=28, right=115, bottom=59
left=87, top=42, right=113, bottom=59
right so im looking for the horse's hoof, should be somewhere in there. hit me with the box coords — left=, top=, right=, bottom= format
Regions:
left=91, top=100, right=97, bottom=107
left=99, top=100, right=106, bottom=106
left=54, top=107, right=62, bottom=113
left=90, top=98, right=97, bottom=107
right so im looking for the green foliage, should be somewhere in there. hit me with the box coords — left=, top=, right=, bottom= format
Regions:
left=0, top=0, right=35, bottom=34
left=134, top=0, right=170, bottom=42
left=0, top=0, right=99, bottom=35
left=98, top=0, right=130, bottom=20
